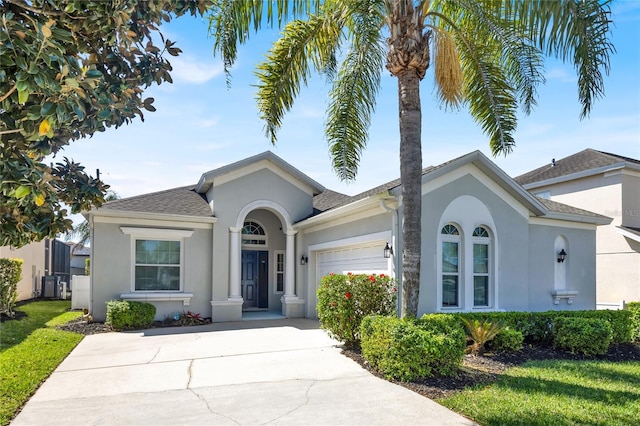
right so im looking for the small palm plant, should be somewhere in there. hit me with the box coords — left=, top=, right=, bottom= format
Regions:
left=461, top=318, right=504, bottom=355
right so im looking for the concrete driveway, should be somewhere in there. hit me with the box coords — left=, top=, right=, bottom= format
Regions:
left=12, top=319, right=475, bottom=425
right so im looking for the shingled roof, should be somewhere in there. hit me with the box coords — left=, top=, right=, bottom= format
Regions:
left=514, top=149, right=640, bottom=186
left=99, top=185, right=212, bottom=217
left=534, top=196, right=610, bottom=221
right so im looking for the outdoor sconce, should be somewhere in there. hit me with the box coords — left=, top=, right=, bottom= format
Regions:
left=300, top=255, right=308, bottom=265
left=383, top=242, right=393, bottom=259
left=557, top=249, right=567, bottom=263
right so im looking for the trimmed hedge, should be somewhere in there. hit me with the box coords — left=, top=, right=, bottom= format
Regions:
left=0, top=258, right=22, bottom=318
left=553, top=317, right=613, bottom=355
left=627, top=302, right=640, bottom=342
left=360, top=314, right=465, bottom=381
left=454, top=309, right=633, bottom=345
left=486, top=327, right=524, bottom=353
left=105, top=300, right=156, bottom=330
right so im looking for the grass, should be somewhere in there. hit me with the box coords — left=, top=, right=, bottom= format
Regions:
left=0, top=300, right=83, bottom=426
left=439, top=359, right=640, bottom=425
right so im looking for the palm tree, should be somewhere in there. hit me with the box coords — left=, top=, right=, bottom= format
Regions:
left=65, top=190, right=119, bottom=247
left=207, top=0, right=613, bottom=317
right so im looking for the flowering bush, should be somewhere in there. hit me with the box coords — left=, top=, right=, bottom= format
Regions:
left=317, top=272, right=396, bottom=348
left=0, top=258, right=22, bottom=318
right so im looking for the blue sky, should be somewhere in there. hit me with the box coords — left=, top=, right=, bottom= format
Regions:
left=58, top=3, right=640, bottom=203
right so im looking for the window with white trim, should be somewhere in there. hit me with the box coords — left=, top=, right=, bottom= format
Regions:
left=134, top=240, right=181, bottom=291
left=120, top=227, right=193, bottom=293
left=242, top=221, right=267, bottom=247
left=274, top=250, right=285, bottom=293
left=441, top=224, right=460, bottom=307
left=472, top=226, right=490, bottom=307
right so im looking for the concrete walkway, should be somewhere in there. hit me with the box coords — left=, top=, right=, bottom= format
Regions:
left=12, top=319, right=475, bottom=425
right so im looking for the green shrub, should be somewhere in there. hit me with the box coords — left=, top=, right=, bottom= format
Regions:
left=455, top=310, right=634, bottom=345
left=486, top=327, right=524, bottom=353
left=105, top=300, right=156, bottom=330
left=626, top=302, right=640, bottom=342
left=84, top=258, right=90, bottom=275
left=317, top=273, right=396, bottom=348
left=0, top=258, right=22, bottom=318
left=361, top=315, right=465, bottom=381
left=553, top=317, right=612, bottom=356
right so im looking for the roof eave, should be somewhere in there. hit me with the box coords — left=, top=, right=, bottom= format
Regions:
left=88, top=208, right=217, bottom=224
left=521, top=162, right=639, bottom=190
left=542, top=211, right=612, bottom=226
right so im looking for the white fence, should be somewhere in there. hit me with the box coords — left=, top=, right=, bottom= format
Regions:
left=71, top=275, right=90, bottom=310
left=596, top=300, right=626, bottom=310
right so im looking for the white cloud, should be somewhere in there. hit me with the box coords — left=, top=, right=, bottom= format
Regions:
left=170, top=56, right=223, bottom=84
left=545, top=67, right=576, bottom=83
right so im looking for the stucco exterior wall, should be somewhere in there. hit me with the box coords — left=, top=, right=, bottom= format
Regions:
left=207, top=169, right=314, bottom=305
left=90, top=221, right=212, bottom=322
left=420, top=174, right=530, bottom=314
left=530, top=171, right=639, bottom=304
left=527, top=224, right=597, bottom=311
left=0, top=242, right=45, bottom=301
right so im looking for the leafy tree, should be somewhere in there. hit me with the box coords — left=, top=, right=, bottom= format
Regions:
left=0, top=0, right=211, bottom=248
left=208, top=0, right=613, bottom=317
left=65, top=190, right=119, bottom=247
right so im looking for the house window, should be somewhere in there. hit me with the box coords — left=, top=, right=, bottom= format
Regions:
left=275, top=250, right=285, bottom=293
left=134, top=240, right=181, bottom=291
left=242, top=221, right=267, bottom=246
left=441, top=224, right=460, bottom=307
left=472, top=227, right=490, bottom=307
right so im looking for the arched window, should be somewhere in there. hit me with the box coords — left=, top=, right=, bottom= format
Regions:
left=441, top=224, right=461, bottom=307
left=242, top=221, right=267, bottom=247
left=472, top=226, right=490, bottom=307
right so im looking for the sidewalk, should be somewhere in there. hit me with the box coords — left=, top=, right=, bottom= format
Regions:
left=12, top=319, right=475, bottom=425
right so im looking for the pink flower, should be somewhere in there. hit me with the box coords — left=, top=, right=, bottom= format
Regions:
left=393, top=287, right=397, bottom=292
left=330, top=272, right=335, bottom=276
left=345, top=292, right=352, bottom=299
left=379, top=273, right=385, bottom=278
left=368, top=275, right=375, bottom=282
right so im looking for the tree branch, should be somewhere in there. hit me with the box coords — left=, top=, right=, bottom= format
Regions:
left=0, top=84, right=17, bottom=103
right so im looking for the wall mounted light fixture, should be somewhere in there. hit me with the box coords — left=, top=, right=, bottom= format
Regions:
left=383, top=242, right=393, bottom=259
left=557, top=249, right=567, bottom=263
left=300, top=255, right=308, bottom=265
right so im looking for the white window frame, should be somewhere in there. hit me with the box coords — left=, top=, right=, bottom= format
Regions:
left=472, top=226, right=491, bottom=308
left=274, top=250, right=285, bottom=294
left=241, top=220, right=268, bottom=249
left=440, top=224, right=462, bottom=309
left=120, top=227, right=193, bottom=293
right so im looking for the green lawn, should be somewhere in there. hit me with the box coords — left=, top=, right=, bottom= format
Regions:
left=439, top=359, right=640, bottom=425
left=0, top=300, right=83, bottom=426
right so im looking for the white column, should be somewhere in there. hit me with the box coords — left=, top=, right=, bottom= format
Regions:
left=283, top=229, right=297, bottom=299
left=229, top=227, right=242, bottom=300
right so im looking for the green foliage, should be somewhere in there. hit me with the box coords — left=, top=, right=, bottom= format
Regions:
left=163, top=310, right=208, bottom=327
left=626, top=302, right=640, bottom=342
left=455, top=309, right=634, bottom=345
left=440, top=360, right=640, bottom=425
left=105, top=300, right=155, bottom=330
left=460, top=318, right=504, bottom=355
left=0, top=300, right=82, bottom=425
left=84, top=258, right=90, bottom=276
left=0, top=1, right=210, bottom=247
left=0, top=258, right=22, bottom=318
left=317, top=273, right=396, bottom=348
left=360, top=315, right=465, bottom=381
left=486, top=327, right=524, bottom=353
left=553, top=317, right=613, bottom=356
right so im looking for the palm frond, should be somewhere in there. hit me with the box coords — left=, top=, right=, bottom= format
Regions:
left=506, top=0, right=614, bottom=118
left=326, top=3, right=386, bottom=182
left=255, top=13, right=343, bottom=144
left=208, top=0, right=322, bottom=85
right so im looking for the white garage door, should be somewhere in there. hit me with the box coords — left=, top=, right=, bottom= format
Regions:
left=316, top=240, right=391, bottom=283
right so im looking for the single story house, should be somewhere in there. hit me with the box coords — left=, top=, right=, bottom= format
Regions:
left=86, top=150, right=611, bottom=322
left=515, top=149, right=640, bottom=307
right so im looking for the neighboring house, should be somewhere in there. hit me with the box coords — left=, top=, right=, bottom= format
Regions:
left=515, top=149, right=640, bottom=306
left=87, top=151, right=610, bottom=322
left=0, top=238, right=71, bottom=301
left=68, top=242, right=90, bottom=276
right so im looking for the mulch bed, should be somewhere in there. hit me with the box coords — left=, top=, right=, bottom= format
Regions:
left=342, top=342, right=640, bottom=400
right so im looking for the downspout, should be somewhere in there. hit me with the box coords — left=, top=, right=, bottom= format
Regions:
left=88, top=212, right=94, bottom=315
left=380, top=199, right=401, bottom=317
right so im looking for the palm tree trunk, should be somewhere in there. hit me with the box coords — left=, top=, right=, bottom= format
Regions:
left=397, top=70, right=422, bottom=317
